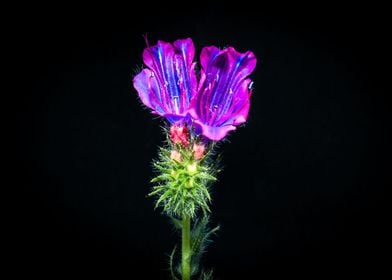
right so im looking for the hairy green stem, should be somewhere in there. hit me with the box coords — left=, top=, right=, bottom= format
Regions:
left=182, top=215, right=191, bottom=280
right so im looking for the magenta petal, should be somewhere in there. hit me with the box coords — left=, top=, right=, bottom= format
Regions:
left=216, top=78, right=252, bottom=127
left=199, top=46, right=220, bottom=73
left=133, top=38, right=198, bottom=123
left=133, top=69, right=167, bottom=115
left=173, top=38, right=195, bottom=68
left=192, top=120, right=237, bottom=141
left=189, top=46, right=257, bottom=141
left=173, top=38, right=198, bottom=115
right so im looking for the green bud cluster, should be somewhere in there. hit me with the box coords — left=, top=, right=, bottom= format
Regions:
left=149, top=136, right=217, bottom=218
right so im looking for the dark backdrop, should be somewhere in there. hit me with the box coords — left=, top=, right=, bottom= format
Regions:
left=16, top=4, right=390, bottom=279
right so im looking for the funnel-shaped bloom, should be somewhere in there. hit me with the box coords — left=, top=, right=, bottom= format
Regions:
left=133, top=38, right=257, bottom=141
left=188, top=46, right=257, bottom=141
left=133, top=38, right=197, bottom=124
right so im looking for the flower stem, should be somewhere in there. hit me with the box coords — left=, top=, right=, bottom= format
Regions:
left=182, top=214, right=191, bottom=280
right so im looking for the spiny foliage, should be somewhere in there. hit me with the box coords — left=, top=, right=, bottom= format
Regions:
left=149, top=141, right=217, bottom=218
left=190, top=216, right=220, bottom=275
left=198, top=270, right=214, bottom=280
left=169, top=216, right=219, bottom=280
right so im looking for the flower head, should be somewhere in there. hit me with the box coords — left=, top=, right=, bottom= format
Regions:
left=133, top=38, right=197, bottom=124
left=133, top=38, right=256, bottom=141
left=188, top=46, right=256, bottom=141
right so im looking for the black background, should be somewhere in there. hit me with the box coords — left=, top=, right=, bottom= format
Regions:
left=16, top=3, right=390, bottom=279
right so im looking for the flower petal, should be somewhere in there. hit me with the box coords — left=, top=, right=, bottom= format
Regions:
left=215, top=78, right=252, bottom=127
left=174, top=38, right=195, bottom=69
left=192, top=120, right=237, bottom=141
left=173, top=38, right=198, bottom=115
left=134, top=38, right=197, bottom=123
left=133, top=68, right=167, bottom=115
left=199, top=46, right=221, bottom=74
left=189, top=46, right=256, bottom=140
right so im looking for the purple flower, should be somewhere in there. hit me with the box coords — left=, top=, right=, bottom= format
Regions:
left=133, top=38, right=257, bottom=141
left=133, top=38, right=197, bottom=124
left=188, top=46, right=256, bottom=141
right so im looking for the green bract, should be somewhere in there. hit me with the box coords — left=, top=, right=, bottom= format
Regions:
left=149, top=142, right=217, bottom=218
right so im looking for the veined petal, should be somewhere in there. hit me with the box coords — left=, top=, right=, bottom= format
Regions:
left=192, top=120, right=237, bottom=141
left=133, top=38, right=197, bottom=123
left=199, top=46, right=221, bottom=73
left=216, top=78, right=252, bottom=127
left=189, top=46, right=256, bottom=141
left=174, top=38, right=195, bottom=69
left=173, top=38, right=198, bottom=114
left=133, top=68, right=167, bottom=115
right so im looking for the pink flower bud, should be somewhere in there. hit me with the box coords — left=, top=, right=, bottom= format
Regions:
left=192, top=143, right=205, bottom=160
left=170, top=150, right=182, bottom=162
left=170, top=125, right=189, bottom=146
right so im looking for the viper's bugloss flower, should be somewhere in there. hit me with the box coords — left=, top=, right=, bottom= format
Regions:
left=134, top=37, right=255, bottom=280
left=189, top=46, right=256, bottom=141
left=133, top=38, right=257, bottom=141
left=133, top=38, right=197, bottom=124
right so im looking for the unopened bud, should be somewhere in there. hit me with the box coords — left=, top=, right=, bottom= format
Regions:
left=170, top=125, right=189, bottom=146
left=192, top=143, right=205, bottom=160
left=170, top=150, right=182, bottom=162
left=187, top=162, right=197, bottom=174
